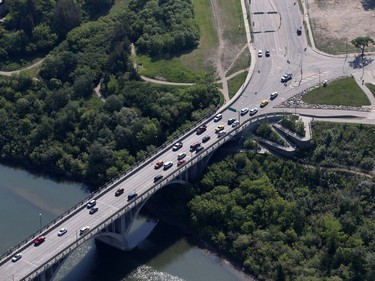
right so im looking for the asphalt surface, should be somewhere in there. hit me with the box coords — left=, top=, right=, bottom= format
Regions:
left=2, top=0, right=375, bottom=280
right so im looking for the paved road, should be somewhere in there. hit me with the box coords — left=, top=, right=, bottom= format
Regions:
left=1, top=0, right=375, bottom=280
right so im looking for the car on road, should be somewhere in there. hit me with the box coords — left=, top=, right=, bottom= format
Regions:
left=127, top=191, right=138, bottom=201
left=154, top=161, right=164, bottom=169
left=195, top=146, right=204, bottom=153
left=12, top=253, right=22, bottom=262
left=214, top=114, right=222, bottom=122
left=260, top=100, right=269, bottom=107
left=281, top=73, right=292, bottom=83
left=232, top=120, right=240, bottom=127
left=115, top=188, right=124, bottom=197
left=190, top=142, right=201, bottom=151
left=89, top=207, right=99, bottom=214
left=80, top=226, right=90, bottom=235
left=202, top=135, right=211, bottom=143
left=249, top=108, right=258, bottom=116
left=154, top=174, right=163, bottom=182
left=86, top=199, right=96, bottom=209
left=215, top=124, right=225, bottom=133
left=258, top=50, right=263, bottom=57
left=172, top=142, right=183, bottom=151
left=34, top=236, right=45, bottom=246
left=227, top=118, right=236, bottom=125
left=163, top=161, right=173, bottom=170
left=240, top=108, right=249, bottom=115
left=196, top=124, right=207, bottom=135
left=177, top=152, right=186, bottom=160
left=265, top=50, right=270, bottom=57
left=177, top=159, right=186, bottom=166
left=57, top=228, right=67, bottom=236
left=270, top=92, right=278, bottom=100
left=217, top=130, right=226, bottom=137
left=297, top=27, right=302, bottom=35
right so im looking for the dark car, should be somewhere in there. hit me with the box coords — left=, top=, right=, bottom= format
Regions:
left=154, top=174, right=163, bottom=182
left=297, top=27, right=302, bottom=35
left=127, top=192, right=138, bottom=201
left=89, top=207, right=98, bottom=214
left=196, top=125, right=207, bottom=135
left=34, top=236, right=45, bottom=246
left=115, top=188, right=124, bottom=197
left=265, top=50, right=270, bottom=57
left=202, top=135, right=210, bottom=143
left=195, top=146, right=204, bottom=153
left=227, top=118, right=236, bottom=125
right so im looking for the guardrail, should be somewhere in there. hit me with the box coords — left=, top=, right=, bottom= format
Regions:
left=20, top=111, right=291, bottom=280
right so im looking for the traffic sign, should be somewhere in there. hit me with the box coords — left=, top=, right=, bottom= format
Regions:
left=228, top=107, right=236, bottom=112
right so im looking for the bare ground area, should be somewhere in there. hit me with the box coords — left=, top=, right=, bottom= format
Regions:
left=308, top=0, right=375, bottom=53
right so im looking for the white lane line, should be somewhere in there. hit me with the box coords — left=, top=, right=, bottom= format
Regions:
left=27, top=261, right=38, bottom=267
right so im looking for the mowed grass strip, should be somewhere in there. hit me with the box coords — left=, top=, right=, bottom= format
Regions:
left=136, top=0, right=218, bottom=83
left=228, top=71, right=247, bottom=99
left=365, top=83, right=375, bottom=98
left=302, top=77, right=370, bottom=106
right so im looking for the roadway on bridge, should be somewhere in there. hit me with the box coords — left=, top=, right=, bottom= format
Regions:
left=1, top=0, right=375, bottom=280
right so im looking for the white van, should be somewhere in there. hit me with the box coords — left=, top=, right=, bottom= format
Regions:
left=79, top=226, right=90, bottom=235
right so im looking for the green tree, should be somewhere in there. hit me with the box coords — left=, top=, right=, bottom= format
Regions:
left=351, top=36, right=375, bottom=57
left=53, top=0, right=83, bottom=37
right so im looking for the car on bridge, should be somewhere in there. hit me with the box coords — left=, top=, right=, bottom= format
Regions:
left=240, top=108, right=249, bottom=115
left=250, top=108, right=258, bottom=116
left=154, top=161, right=164, bottom=169
left=89, top=207, right=99, bottom=214
left=195, top=146, right=204, bottom=153
left=79, top=226, right=90, bottom=235
left=115, top=188, right=124, bottom=196
left=196, top=124, right=207, bottom=135
left=163, top=161, right=173, bottom=170
left=11, top=253, right=22, bottom=262
left=217, top=130, right=226, bottom=137
left=260, top=100, right=269, bottom=107
left=202, top=135, right=211, bottom=143
left=177, top=159, right=186, bottom=166
left=34, top=236, right=45, bottom=246
left=87, top=199, right=96, bottom=209
left=214, top=113, right=222, bottom=122
left=172, top=142, right=183, bottom=151
left=215, top=124, right=225, bottom=133
left=232, top=120, right=239, bottom=127
left=270, top=92, right=278, bottom=100
left=190, top=142, right=201, bottom=152
left=227, top=118, right=236, bottom=125
left=177, top=153, right=186, bottom=160
left=154, top=174, right=163, bottom=182
left=57, top=228, right=67, bottom=236
left=127, top=191, right=138, bottom=201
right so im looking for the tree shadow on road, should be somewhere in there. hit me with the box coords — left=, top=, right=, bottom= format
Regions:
left=348, top=55, right=374, bottom=69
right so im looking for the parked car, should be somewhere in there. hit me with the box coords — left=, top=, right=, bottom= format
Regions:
left=12, top=253, right=22, bottom=262
left=177, top=159, right=186, bottom=166
left=215, top=124, right=225, bottom=133
left=86, top=199, right=96, bottom=209
left=250, top=108, right=258, bottom=116
left=227, top=118, right=236, bottom=125
left=195, top=146, right=204, bottom=153
left=260, top=100, right=269, bottom=107
left=115, top=188, right=124, bottom=197
left=270, top=92, right=278, bottom=100
left=232, top=120, right=240, bottom=127
left=265, top=50, right=270, bottom=57
left=57, top=228, right=67, bottom=236
left=202, top=135, right=211, bottom=143
left=79, top=226, right=90, bottom=235
left=258, top=50, right=263, bottom=57
left=89, top=207, right=99, bottom=214
left=127, top=192, right=138, bottom=201
left=214, top=114, right=222, bottom=122
left=163, top=161, right=173, bottom=170
left=34, top=236, right=45, bottom=246
left=154, top=175, right=163, bottom=182
left=217, top=130, right=226, bottom=137
left=172, top=142, right=183, bottom=151
left=196, top=124, right=207, bottom=135
left=240, top=108, right=249, bottom=115
left=154, top=161, right=164, bottom=169
left=177, top=153, right=186, bottom=160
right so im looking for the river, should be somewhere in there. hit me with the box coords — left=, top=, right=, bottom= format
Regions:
left=0, top=164, right=253, bottom=281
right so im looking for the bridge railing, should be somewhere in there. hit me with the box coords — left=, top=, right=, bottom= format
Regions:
left=20, top=111, right=292, bottom=280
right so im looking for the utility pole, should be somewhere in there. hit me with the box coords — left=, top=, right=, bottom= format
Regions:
left=39, top=213, right=42, bottom=228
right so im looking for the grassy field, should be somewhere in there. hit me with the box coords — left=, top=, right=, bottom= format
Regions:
left=228, top=71, right=247, bottom=99
left=365, top=82, right=375, bottom=98
left=226, top=49, right=250, bottom=77
left=302, top=77, right=370, bottom=106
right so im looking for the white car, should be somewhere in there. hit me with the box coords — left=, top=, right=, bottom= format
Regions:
left=86, top=199, right=96, bottom=209
left=217, top=130, right=226, bottom=137
left=163, top=161, right=173, bottom=170
left=270, top=92, right=278, bottom=99
left=172, top=142, right=183, bottom=151
left=249, top=108, right=258, bottom=116
left=258, top=50, right=263, bottom=57
left=214, top=114, right=222, bottom=122
left=57, top=228, right=67, bottom=236
left=79, top=226, right=90, bottom=235
left=177, top=153, right=186, bottom=160
left=232, top=120, right=240, bottom=127
left=12, top=253, right=22, bottom=262
left=240, top=108, right=249, bottom=115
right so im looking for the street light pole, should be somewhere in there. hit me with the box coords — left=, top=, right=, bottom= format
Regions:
left=39, top=213, right=42, bottom=228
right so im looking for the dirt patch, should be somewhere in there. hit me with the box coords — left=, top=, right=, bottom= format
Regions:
left=308, top=0, right=375, bottom=53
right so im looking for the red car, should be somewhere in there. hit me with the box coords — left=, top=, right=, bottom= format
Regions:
left=34, top=236, right=45, bottom=246
left=115, top=188, right=124, bottom=196
left=177, top=159, right=186, bottom=166
left=154, top=161, right=164, bottom=169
